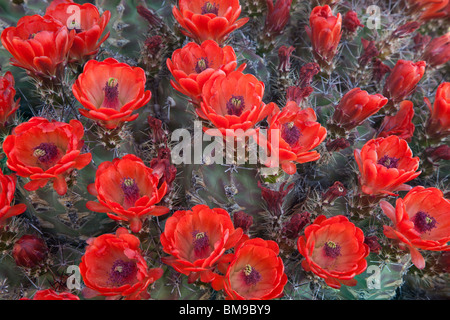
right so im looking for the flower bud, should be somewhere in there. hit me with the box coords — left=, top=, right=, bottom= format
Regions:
left=322, top=181, right=347, bottom=204
left=383, top=60, right=426, bottom=103
left=424, top=82, right=450, bottom=141
left=306, top=5, right=342, bottom=68
left=364, top=235, right=381, bottom=254
left=12, top=235, right=48, bottom=269
left=378, top=100, right=415, bottom=142
left=343, top=10, right=363, bottom=33
left=0, top=71, right=20, bottom=126
left=422, top=32, right=450, bottom=68
left=265, top=0, right=292, bottom=37
left=282, top=212, right=310, bottom=239
left=332, top=88, right=388, bottom=131
left=233, top=211, right=253, bottom=234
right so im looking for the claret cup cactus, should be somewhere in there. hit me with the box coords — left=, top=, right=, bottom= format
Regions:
left=0, top=0, right=448, bottom=302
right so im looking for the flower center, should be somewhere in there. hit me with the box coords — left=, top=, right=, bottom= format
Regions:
left=201, top=2, right=219, bottom=15
left=281, top=122, right=301, bottom=147
left=108, top=259, right=137, bottom=286
left=33, top=143, right=59, bottom=164
left=192, top=231, right=210, bottom=258
left=120, top=177, right=140, bottom=208
left=101, top=77, right=120, bottom=111
left=324, top=241, right=341, bottom=258
left=242, top=264, right=262, bottom=286
left=68, top=19, right=83, bottom=33
left=377, top=155, right=399, bottom=169
left=412, top=211, right=437, bottom=234
left=226, top=95, right=245, bottom=116
left=195, top=57, right=209, bottom=73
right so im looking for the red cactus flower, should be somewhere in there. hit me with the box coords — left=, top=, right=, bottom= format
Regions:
left=331, top=88, right=388, bottom=131
left=354, top=135, right=421, bottom=196
left=380, top=186, right=450, bottom=269
left=12, top=234, right=48, bottom=269
left=422, top=32, right=450, bottom=68
left=0, top=169, right=27, bottom=226
left=198, top=70, right=274, bottom=135
left=22, top=289, right=80, bottom=300
left=72, top=58, right=151, bottom=130
left=342, top=10, right=364, bottom=33
left=383, top=60, right=426, bottom=103
left=378, top=100, right=415, bottom=142
left=297, top=215, right=369, bottom=289
left=45, top=2, right=111, bottom=63
left=79, top=227, right=163, bottom=300
left=167, top=40, right=245, bottom=104
left=424, top=82, right=450, bottom=141
left=0, top=71, right=20, bottom=126
left=217, top=238, right=287, bottom=300
left=86, top=154, right=169, bottom=233
left=172, top=0, right=249, bottom=44
left=306, top=5, right=342, bottom=67
left=160, top=204, right=243, bottom=284
left=1, top=15, right=74, bottom=79
left=2, top=117, right=92, bottom=196
left=258, top=101, right=327, bottom=175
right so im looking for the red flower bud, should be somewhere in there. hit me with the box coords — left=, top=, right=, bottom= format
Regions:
left=343, top=10, right=364, bottom=33
left=378, top=100, right=415, bottom=142
left=306, top=5, right=342, bottom=67
left=0, top=71, right=20, bottom=126
left=391, top=21, right=421, bottom=39
left=233, top=211, right=253, bottom=234
left=413, top=33, right=432, bottom=52
left=359, top=39, right=379, bottom=68
left=383, top=60, right=426, bottom=103
left=285, top=62, right=320, bottom=104
left=425, top=82, right=450, bottom=141
left=326, top=138, right=350, bottom=152
left=137, top=5, right=163, bottom=27
left=265, top=0, right=293, bottom=36
left=422, top=32, right=450, bottom=68
left=144, top=35, right=164, bottom=57
left=148, top=116, right=166, bottom=145
left=286, top=86, right=314, bottom=104
left=322, top=181, right=347, bottom=204
left=407, top=0, right=449, bottom=21
left=297, top=62, right=321, bottom=88
left=150, top=148, right=177, bottom=189
left=332, top=88, right=388, bottom=131
left=364, top=235, right=381, bottom=254
left=12, top=235, right=48, bottom=269
left=425, top=145, right=450, bottom=163
left=372, top=58, right=391, bottom=82
left=282, top=212, right=310, bottom=239
left=278, top=46, right=295, bottom=72
left=258, top=181, right=294, bottom=216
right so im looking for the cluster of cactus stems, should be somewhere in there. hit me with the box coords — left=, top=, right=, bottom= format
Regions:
left=0, top=0, right=448, bottom=301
